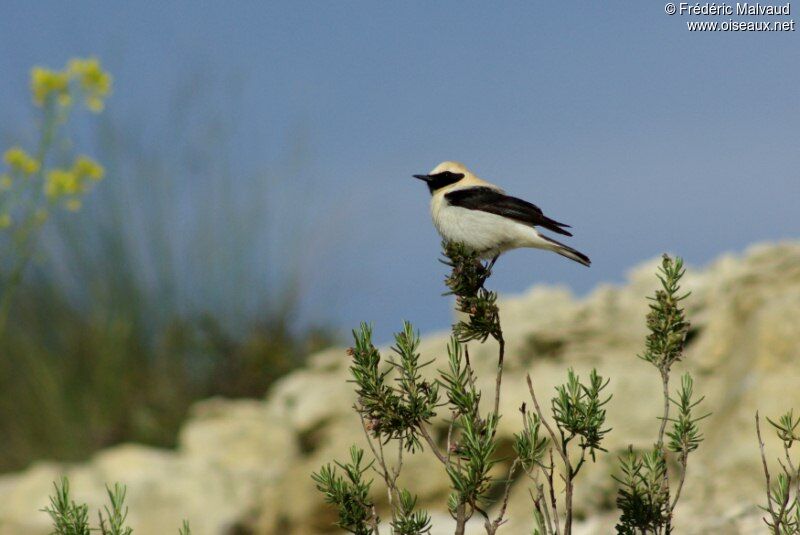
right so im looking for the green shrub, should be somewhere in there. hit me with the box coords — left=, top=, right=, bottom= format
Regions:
left=314, top=245, right=707, bottom=534
left=43, top=477, right=190, bottom=535
left=614, top=256, right=709, bottom=535
left=756, top=410, right=800, bottom=534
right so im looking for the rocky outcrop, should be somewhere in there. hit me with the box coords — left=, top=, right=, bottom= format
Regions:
left=1, top=242, right=799, bottom=534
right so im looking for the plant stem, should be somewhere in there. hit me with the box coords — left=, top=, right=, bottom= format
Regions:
left=359, top=413, right=402, bottom=527
left=564, top=468, right=574, bottom=534
left=527, top=374, right=570, bottom=534
left=485, top=458, right=520, bottom=534
left=656, top=370, right=673, bottom=532
left=0, top=235, right=37, bottom=340
left=756, top=412, right=780, bottom=534
left=526, top=375, right=570, bottom=469
left=670, top=449, right=688, bottom=511
left=546, top=451, right=561, bottom=535
left=0, top=102, right=58, bottom=340
left=657, top=370, right=670, bottom=447
left=782, top=441, right=799, bottom=503
left=419, top=424, right=448, bottom=465
left=454, top=504, right=466, bottom=535
left=492, top=333, right=505, bottom=417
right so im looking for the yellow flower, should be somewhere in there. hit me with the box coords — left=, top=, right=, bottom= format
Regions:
left=58, top=93, right=72, bottom=107
left=30, top=58, right=111, bottom=112
left=30, top=67, right=70, bottom=107
left=3, top=146, right=40, bottom=175
left=0, top=213, right=11, bottom=229
left=0, top=174, right=12, bottom=191
left=86, top=96, right=105, bottom=113
left=72, top=155, right=105, bottom=181
left=68, top=57, right=112, bottom=113
left=45, top=155, right=104, bottom=203
left=45, top=168, right=82, bottom=199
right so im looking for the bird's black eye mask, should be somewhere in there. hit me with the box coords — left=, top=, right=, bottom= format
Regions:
left=412, top=171, right=465, bottom=194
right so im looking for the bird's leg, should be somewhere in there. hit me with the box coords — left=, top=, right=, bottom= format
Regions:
left=487, top=254, right=499, bottom=272
left=476, top=255, right=499, bottom=289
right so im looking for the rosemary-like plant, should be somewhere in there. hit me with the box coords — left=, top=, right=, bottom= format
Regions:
left=97, top=483, right=133, bottom=535
left=43, top=478, right=90, bottom=535
left=348, top=322, right=440, bottom=453
left=312, top=446, right=381, bottom=534
left=442, top=242, right=505, bottom=417
left=524, top=367, right=611, bottom=534
left=756, top=410, right=800, bottom=534
left=315, top=241, right=611, bottom=535
left=614, top=255, right=709, bottom=534
left=43, top=477, right=191, bottom=535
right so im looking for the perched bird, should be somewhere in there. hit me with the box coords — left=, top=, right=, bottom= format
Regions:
left=413, top=161, right=590, bottom=267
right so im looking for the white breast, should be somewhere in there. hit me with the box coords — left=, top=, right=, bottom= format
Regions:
left=430, top=190, right=545, bottom=258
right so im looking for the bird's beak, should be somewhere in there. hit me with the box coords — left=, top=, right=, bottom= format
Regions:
left=413, top=174, right=432, bottom=182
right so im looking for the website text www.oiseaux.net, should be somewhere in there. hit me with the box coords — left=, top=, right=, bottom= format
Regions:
left=664, top=2, right=796, bottom=31
left=687, top=18, right=795, bottom=30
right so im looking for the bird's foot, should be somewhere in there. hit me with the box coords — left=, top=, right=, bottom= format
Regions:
left=476, top=255, right=499, bottom=288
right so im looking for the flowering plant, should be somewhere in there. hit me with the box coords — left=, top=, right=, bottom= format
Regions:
left=0, top=57, right=111, bottom=335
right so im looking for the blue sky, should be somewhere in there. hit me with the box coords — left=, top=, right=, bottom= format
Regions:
left=2, top=2, right=798, bottom=342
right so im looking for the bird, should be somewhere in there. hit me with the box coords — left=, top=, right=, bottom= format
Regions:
left=412, top=161, right=590, bottom=267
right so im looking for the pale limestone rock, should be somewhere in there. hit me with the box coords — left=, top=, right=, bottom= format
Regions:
left=0, top=400, right=295, bottom=535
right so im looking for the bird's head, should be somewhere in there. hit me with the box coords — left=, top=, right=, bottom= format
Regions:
left=413, top=161, right=470, bottom=195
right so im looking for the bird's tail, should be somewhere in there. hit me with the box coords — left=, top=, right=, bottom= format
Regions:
left=540, top=235, right=591, bottom=267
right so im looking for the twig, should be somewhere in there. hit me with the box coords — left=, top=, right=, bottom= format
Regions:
left=564, top=469, right=574, bottom=533
left=656, top=370, right=671, bottom=447
left=474, top=504, right=490, bottom=523
left=540, top=485, right=555, bottom=535
left=485, top=458, right=520, bottom=534
left=526, top=375, right=569, bottom=468
left=782, top=441, right=799, bottom=502
left=546, top=450, right=561, bottom=535
left=359, top=413, right=385, bottom=471
left=775, top=457, right=792, bottom=526
left=419, top=424, right=449, bottom=465
left=656, top=370, right=672, bottom=533
left=454, top=453, right=468, bottom=535
left=531, top=484, right=554, bottom=535
left=528, top=374, right=573, bottom=534
left=395, top=437, right=404, bottom=481
left=756, top=412, right=780, bottom=533
left=454, top=505, right=467, bottom=535
left=370, top=504, right=381, bottom=534
left=446, top=411, right=457, bottom=468
left=670, top=447, right=689, bottom=512
left=359, top=414, right=399, bottom=525
left=465, top=345, right=478, bottom=392
left=493, top=334, right=505, bottom=417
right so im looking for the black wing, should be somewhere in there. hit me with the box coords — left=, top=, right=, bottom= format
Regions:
left=445, top=187, right=573, bottom=237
